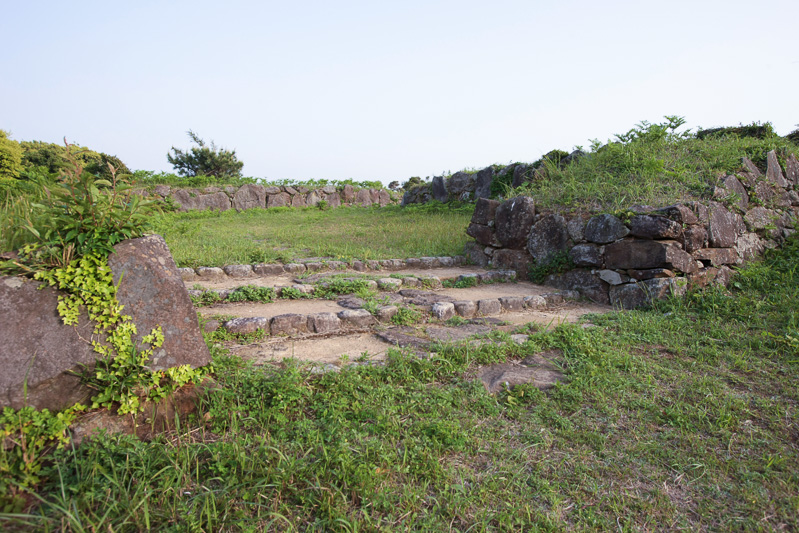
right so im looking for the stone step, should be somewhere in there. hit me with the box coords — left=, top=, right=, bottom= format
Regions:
left=188, top=269, right=518, bottom=303
left=179, top=255, right=468, bottom=282
left=201, top=283, right=580, bottom=339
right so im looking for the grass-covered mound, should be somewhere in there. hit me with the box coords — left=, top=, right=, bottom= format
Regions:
left=512, top=117, right=799, bottom=210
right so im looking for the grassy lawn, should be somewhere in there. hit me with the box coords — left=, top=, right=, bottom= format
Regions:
left=153, top=203, right=475, bottom=268
left=5, top=237, right=798, bottom=531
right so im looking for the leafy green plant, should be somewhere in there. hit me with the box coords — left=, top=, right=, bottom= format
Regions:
left=35, top=253, right=207, bottom=415
left=1, top=143, right=154, bottom=270
left=190, top=289, right=222, bottom=307
left=314, top=278, right=375, bottom=299
left=528, top=251, right=574, bottom=284
left=226, top=285, right=276, bottom=303
left=392, top=305, right=423, bottom=326
left=279, top=286, right=311, bottom=300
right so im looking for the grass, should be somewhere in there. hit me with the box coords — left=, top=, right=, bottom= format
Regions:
left=512, top=119, right=799, bottom=211
left=152, top=203, right=474, bottom=268
left=4, top=236, right=798, bottom=530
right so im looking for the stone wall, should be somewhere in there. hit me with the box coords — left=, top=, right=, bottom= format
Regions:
left=464, top=152, right=799, bottom=308
left=401, top=155, right=585, bottom=206
left=151, top=183, right=397, bottom=212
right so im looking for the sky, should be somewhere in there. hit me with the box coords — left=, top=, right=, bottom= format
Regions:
left=2, top=0, right=798, bottom=184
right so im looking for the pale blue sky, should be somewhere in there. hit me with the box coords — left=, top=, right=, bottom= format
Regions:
left=2, top=0, right=797, bottom=183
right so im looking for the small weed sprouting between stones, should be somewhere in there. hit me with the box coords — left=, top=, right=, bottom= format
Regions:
left=391, top=305, right=423, bottom=326
left=277, top=286, right=310, bottom=300
left=527, top=251, right=574, bottom=284
left=226, top=285, right=276, bottom=303
left=443, top=276, right=478, bottom=289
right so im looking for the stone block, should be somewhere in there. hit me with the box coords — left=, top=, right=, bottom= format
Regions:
left=223, top=264, right=254, bottom=278
left=495, top=196, right=536, bottom=248
left=545, top=269, right=610, bottom=305
left=307, top=313, right=341, bottom=334
left=766, top=150, right=790, bottom=188
left=492, top=249, right=533, bottom=273
left=196, top=266, right=225, bottom=280
left=271, top=314, right=309, bottom=335
left=499, top=296, right=524, bottom=311
left=338, top=309, right=376, bottom=328
left=472, top=198, right=500, bottom=225
left=377, top=278, right=403, bottom=291
left=453, top=300, right=477, bottom=317
left=466, top=223, right=499, bottom=247
left=431, top=176, right=448, bottom=202
left=569, top=243, right=603, bottom=267
left=431, top=302, right=456, bottom=320
left=682, top=225, right=708, bottom=253
left=786, top=154, right=799, bottom=186
left=524, top=295, right=547, bottom=309
left=584, top=214, right=629, bottom=244
left=224, top=317, right=269, bottom=335
left=376, top=305, right=399, bottom=322
left=693, top=248, right=740, bottom=266
left=283, top=263, right=307, bottom=274
left=477, top=299, right=502, bottom=316
left=474, top=167, right=494, bottom=199
left=656, top=204, right=700, bottom=225
left=597, top=269, right=628, bottom=285
left=604, top=239, right=697, bottom=273
left=233, top=184, right=266, bottom=211
left=178, top=267, right=197, bottom=281
left=527, top=214, right=570, bottom=262
left=628, top=215, right=682, bottom=239
left=253, top=263, right=285, bottom=276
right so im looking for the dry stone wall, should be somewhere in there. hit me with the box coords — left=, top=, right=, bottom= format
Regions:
left=152, top=183, right=397, bottom=212
left=465, top=152, right=799, bottom=309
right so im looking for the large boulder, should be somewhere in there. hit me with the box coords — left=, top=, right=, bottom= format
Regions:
left=628, top=215, right=682, bottom=239
left=604, top=239, right=698, bottom=273
left=267, top=192, right=291, bottom=208
left=527, top=214, right=570, bottom=262
left=474, top=167, right=495, bottom=199
left=584, top=214, right=629, bottom=244
left=494, top=196, right=535, bottom=248
left=431, top=176, right=448, bottom=202
left=707, top=203, right=744, bottom=248
left=448, top=172, right=475, bottom=198
left=0, top=235, right=210, bottom=411
left=233, top=184, right=266, bottom=211
left=471, top=198, right=500, bottom=225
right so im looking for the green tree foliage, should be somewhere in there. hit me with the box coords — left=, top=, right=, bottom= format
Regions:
left=167, top=130, right=244, bottom=178
left=19, top=140, right=130, bottom=180
left=0, top=130, right=23, bottom=181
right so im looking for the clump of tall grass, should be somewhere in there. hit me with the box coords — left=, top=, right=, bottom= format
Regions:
left=513, top=117, right=799, bottom=211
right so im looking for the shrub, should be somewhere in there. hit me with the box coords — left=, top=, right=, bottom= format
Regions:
left=1, top=142, right=154, bottom=270
left=0, top=130, right=22, bottom=182
left=167, top=130, right=244, bottom=178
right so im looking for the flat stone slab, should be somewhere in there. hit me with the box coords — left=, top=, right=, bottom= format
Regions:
left=425, top=324, right=493, bottom=343
left=477, top=364, right=565, bottom=393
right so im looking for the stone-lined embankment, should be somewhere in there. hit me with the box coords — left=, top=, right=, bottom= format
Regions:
left=464, top=152, right=799, bottom=308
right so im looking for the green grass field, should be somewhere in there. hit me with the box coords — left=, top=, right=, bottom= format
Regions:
left=5, top=236, right=798, bottom=531
left=153, top=203, right=475, bottom=268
